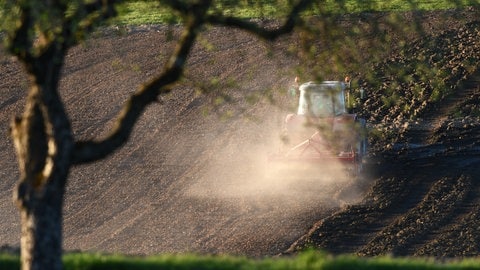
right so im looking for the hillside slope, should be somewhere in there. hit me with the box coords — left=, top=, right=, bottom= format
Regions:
left=0, top=24, right=354, bottom=257
left=1, top=9, right=480, bottom=258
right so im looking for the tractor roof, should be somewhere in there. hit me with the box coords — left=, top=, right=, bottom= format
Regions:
left=299, top=81, right=346, bottom=92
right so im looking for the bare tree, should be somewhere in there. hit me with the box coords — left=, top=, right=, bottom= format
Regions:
left=1, top=0, right=312, bottom=269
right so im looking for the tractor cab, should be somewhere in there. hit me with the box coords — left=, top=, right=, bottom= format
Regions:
left=271, top=77, right=367, bottom=176
left=297, top=81, right=348, bottom=118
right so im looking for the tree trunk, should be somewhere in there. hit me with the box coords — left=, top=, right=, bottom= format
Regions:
left=18, top=190, right=64, bottom=270
left=11, top=83, right=72, bottom=270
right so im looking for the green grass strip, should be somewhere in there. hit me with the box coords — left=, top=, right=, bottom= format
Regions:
left=3, top=250, right=480, bottom=270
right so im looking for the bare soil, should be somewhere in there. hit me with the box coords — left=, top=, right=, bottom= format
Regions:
left=1, top=9, right=480, bottom=258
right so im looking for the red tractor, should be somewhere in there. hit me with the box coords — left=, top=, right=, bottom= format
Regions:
left=269, top=78, right=367, bottom=176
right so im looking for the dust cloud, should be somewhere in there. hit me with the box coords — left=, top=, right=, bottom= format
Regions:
left=185, top=111, right=364, bottom=216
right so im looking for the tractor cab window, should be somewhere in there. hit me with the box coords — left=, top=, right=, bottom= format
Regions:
left=297, top=82, right=346, bottom=117
left=308, top=93, right=333, bottom=117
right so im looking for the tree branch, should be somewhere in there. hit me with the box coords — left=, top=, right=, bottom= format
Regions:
left=72, top=0, right=212, bottom=165
left=61, top=0, right=121, bottom=48
left=159, top=0, right=189, bottom=14
left=9, top=4, right=34, bottom=62
left=71, top=0, right=310, bottom=164
left=205, top=0, right=312, bottom=40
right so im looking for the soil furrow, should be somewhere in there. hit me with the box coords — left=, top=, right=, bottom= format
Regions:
left=358, top=176, right=470, bottom=256
left=404, top=76, right=480, bottom=145
left=410, top=178, right=480, bottom=256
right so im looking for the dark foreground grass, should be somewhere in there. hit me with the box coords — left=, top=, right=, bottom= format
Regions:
left=2, top=251, right=480, bottom=270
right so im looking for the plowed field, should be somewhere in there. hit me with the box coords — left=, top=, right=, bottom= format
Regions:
left=1, top=9, right=480, bottom=258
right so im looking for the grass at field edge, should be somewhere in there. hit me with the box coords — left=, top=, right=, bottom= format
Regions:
left=2, top=250, right=480, bottom=270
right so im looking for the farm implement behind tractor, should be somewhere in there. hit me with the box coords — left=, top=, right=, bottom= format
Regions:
left=269, top=78, right=367, bottom=178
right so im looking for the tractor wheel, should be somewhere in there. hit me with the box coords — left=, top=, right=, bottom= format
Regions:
left=354, top=118, right=368, bottom=176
